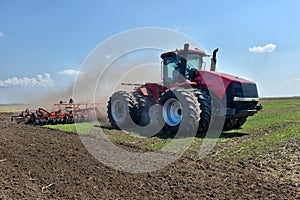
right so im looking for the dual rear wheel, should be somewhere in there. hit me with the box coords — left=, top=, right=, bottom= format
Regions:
left=107, top=87, right=212, bottom=135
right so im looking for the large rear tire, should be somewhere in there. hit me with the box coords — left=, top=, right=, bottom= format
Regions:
left=158, top=88, right=201, bottom=136
left=132, top=91, right=153, bottom=126
left=188, top=88, right=211, bottom=134
left=107, top=91, right=137, bottom=129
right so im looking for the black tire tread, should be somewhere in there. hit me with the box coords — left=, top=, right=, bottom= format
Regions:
left=158, top=87, right=201, bottom=136
left=188, top=88, right=212, bottom=133
left=132, top=91, right=153, bottom=126
left=107, top=91, right=136, bottom=129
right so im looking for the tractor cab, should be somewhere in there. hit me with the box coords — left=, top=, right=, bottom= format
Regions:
left=161, top=44, right=216, bottom=85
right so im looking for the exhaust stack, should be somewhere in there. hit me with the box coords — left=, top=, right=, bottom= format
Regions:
left=182, top=43, right=189, bottom=59
left=210, top=48, right=219, bottom=71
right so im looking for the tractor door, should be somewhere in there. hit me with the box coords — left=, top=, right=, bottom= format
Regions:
left=162, top=54, right=185, bottom=85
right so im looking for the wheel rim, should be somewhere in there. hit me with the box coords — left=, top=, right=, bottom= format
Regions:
left=163, top=98, right=182, bottom=126
left=111, top=99, right=126, bottom=122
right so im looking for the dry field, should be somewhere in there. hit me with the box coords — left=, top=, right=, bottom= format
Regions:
left=0, top=98, right=299, bottom=199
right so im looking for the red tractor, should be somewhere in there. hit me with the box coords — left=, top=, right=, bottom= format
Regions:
left=107, top=44, right=262, bottom=134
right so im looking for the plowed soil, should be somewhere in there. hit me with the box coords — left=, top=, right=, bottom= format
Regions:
left=0, top=113, right=299, bottom=199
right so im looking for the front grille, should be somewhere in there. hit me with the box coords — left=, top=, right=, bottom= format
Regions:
left=234, top=101, right=258, bottom=110
left=241, top=83, right=258, bottom=97
left=226, top=82, right=259, bottom=109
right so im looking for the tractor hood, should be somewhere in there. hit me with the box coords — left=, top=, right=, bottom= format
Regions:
left=216, top=72, right=256, bottom=84
left=194, top=70, right=257, bottom=99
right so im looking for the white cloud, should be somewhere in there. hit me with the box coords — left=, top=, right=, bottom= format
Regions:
left=59, top=69, right=80, bottom=75
left=0, top=32, right=4, bottom=37
left=0, top=73, right=53, bottom=88
left=248, top=43, right=277, bottom=53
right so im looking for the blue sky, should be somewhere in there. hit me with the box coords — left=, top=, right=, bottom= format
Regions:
left=0, top=0, right=300, bottom=103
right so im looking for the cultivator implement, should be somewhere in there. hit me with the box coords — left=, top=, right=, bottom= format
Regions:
left=11, top=103, right=101, bottom=125
left=11, top=108, right=33, bottom=124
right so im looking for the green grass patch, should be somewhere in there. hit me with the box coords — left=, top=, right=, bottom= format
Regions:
left=223, top=123, right=300, bottom=162
left=144, top=137, right=196, bottom=154
left=44, top=123, right=94, bottom=134
left=238, top=99, right=300, bottom=131
left=44, top=123, right=77, bottom=132
left=144, top=140, right=171, bottom=150
left=217, top=98, right=300, bottom=165
left=107, top=134, right=139, bottom=143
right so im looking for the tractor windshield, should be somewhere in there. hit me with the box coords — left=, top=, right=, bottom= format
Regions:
left=162, top=53, right=208, bottom=85
left=186, top=53, right=203, bottom=70
left=186, top=53, right=212, bottom=71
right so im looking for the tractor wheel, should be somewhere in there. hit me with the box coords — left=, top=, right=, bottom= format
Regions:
left=233, top=117, right=247, bottom=129
left=158, top=88, right=201, bottom=136
left=188, top=88, right=212, bottom=134
left=132, top=91, right=153, bottom=126
left=107, top=91, right=137, bottom=129
left=223, top=118, right=236, bottom=131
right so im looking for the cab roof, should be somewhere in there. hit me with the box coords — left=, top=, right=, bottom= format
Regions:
left=160, top=49, right=207, bottom=59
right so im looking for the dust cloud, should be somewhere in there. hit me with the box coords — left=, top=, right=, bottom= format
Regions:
left=73, top=49, right=163, bottom=122
left=25, top=49, right=162, bottom=123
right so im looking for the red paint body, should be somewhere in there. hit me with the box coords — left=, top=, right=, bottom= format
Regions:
left=195, top=70, right=255, bottom=99
left=136, top=70, right=255, bottom=101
